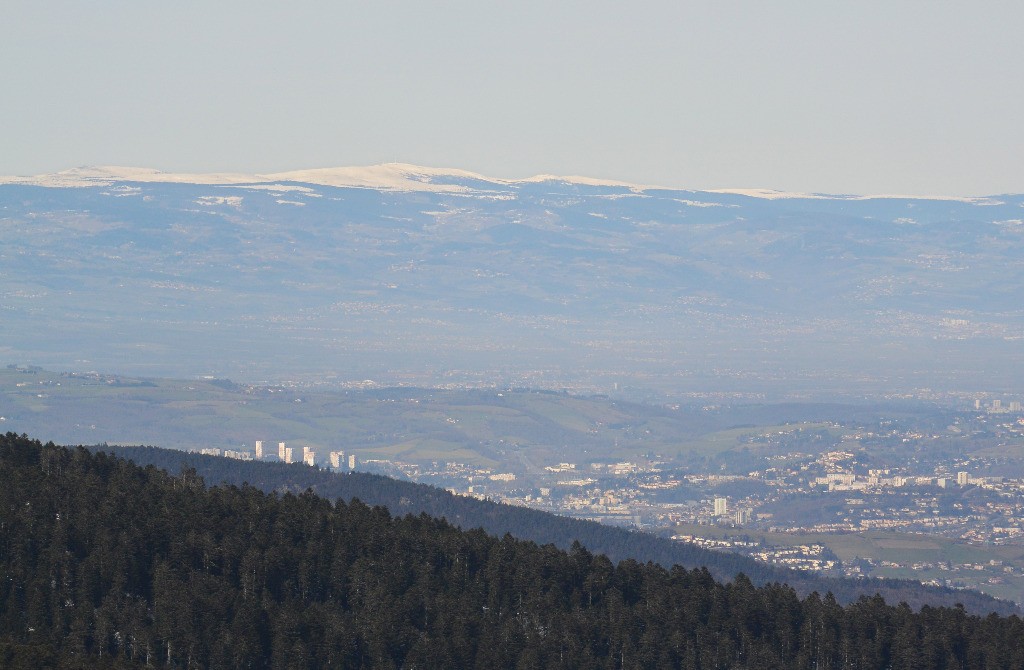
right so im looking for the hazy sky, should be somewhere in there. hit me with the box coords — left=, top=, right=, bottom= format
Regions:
left=3, top=1, right=1022, bottom=195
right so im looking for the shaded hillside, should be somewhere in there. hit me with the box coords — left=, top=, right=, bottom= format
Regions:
left=4, top=434, right=1024, bottom=670
left=100, top=443, right=1017, bottom=616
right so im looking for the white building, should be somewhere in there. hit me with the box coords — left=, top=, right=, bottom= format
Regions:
left=255, top=440, right=264, bottom=460
left=284, top=447, right=295, bottom=464
left=714, top=497, right=728, bottom=516
left=303, top=446, right=315, bottom=467
left=329, top=450, right=345, bottom=469
left=348, top=454, right=357, bottom=470
left=278, top=441, right=287, bottom=461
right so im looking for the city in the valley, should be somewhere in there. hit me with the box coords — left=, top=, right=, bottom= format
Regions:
left=196, top=397, right=1024, bottom=604
left=8, top=365, right=1024, bottom=602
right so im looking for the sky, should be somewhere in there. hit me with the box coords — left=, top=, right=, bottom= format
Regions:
left=3, top=1, right=1022, bottom=196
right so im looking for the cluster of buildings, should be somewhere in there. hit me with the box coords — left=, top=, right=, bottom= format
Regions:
left=810, top=469, right=996, bottom=492
left=975, top=398, right=1024, bottom=413
left=711, top=497, right=753, bottom=524
left=197, top=440, right=357, bottom=470
left=672, top=534, right=840, bottom=573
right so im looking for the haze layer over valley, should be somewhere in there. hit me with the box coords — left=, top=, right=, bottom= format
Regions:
left=3, top=164, right=1023, bottom=400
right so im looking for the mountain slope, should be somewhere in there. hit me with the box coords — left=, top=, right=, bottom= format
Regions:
left=4, top=433, right=1024, bottom=670
left=2, top=165, right=1023, bottom=397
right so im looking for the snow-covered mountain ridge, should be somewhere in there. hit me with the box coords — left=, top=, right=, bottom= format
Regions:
left=0, top=163, right=1006, bottom=202
left=0, top=163, right=656, bottom=194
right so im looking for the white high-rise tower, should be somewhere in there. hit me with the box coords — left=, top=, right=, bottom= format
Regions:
left=714, top=497, right=728, bottom=516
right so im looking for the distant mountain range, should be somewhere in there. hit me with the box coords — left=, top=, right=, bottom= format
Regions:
left=3, top=164, right=1023, bottom=399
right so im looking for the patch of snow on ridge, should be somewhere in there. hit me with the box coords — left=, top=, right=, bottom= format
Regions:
left=708, top=188, right=832, bottom=200
left=518, top=173, right=656, bottom=193
left=196, top=196, right=243, bottom=207
left=265, top=164, right=492, bottom=193
left=850, top=194, right=1005, bottom=205
left=710, top=187, right=1003, bottom=204
left=227, top=183, right=318, bottom=194
left=0, top=166, right=262, bottom=188
left=674, top=198, right=727, bottom=208
left=60, top=166, right=260, bottom=185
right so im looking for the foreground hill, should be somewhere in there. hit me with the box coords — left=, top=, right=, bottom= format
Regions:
left=3, top=434, right=1024, bottom=669
left=98, top=443, right=1015, bottom=616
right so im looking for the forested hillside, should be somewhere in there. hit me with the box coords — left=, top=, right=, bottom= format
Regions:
left=99, top=443, right=1016, bottom=616
left=4, top=434, right=1024, bottom=669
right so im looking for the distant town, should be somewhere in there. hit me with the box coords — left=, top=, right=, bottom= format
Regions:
left=190, top=397, right=1024, bottom=602
left=11, top=362, right=1024, bottom=601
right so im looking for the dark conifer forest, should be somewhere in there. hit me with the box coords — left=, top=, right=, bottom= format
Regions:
left=4, top=433, right=1024, bottom=669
